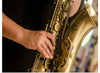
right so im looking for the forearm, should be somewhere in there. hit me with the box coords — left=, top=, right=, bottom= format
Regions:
left=2, top=12, right=25, bottom=44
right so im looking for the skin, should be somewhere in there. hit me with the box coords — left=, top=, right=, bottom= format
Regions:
left=69, top=0, right=81, bottom=17
left=2, top=0, right=81, bottom=59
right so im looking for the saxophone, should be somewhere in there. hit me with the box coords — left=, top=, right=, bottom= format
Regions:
left=29, top=0, right=98, bottom=72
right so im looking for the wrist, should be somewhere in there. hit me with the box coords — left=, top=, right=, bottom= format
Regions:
left=16, top=27, right=27, bottom=45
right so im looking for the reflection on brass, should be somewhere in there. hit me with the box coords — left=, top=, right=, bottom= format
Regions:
left=54, top=22, right=62, bottom=32
left=63, top=1, right=69, bottom=11
left=59, top=12, right=66, bottom=21
left=30, top=0, right=98, bottom=72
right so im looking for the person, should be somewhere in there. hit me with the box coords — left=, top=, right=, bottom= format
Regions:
left=3, top=0, right=81, bottom=72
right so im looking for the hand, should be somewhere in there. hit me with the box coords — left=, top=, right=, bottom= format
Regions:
left=2, top=13, right=55, bottom=59
left=20, top=29, right=55, bottom=59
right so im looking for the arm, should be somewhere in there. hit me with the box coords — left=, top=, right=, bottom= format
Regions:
left=2, top=12, right=55, bottom=59
left=2, top=12, right=25, bottom=44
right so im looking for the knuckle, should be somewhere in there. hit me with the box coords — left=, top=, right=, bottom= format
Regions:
left=39, top=48, right=43, bottom=53
left=47, top=32, right=50, bottom=36
left=39, top=33, right=43, bottom=37
left=39, top=35, right=43, bottom=39
left=40, top=31, right=45, bottom=35
left=39, top=33, right=45, bottom=38
left=41, top=31, right=45, bottom=33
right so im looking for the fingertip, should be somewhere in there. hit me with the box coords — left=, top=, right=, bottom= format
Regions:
left=45, top=55, right=49, bottom=59
left=45, top=51, right=53, bottom=59
left=50, top=55, right=53, bottom=59
left=45, top=53, right=53, bottom=59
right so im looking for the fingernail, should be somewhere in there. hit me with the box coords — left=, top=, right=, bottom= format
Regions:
left=47, top=55, right=49, bottom=58
left=51, top=55, right=53, bottom=59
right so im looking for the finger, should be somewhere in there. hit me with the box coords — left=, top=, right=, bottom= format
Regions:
left=37, top=45, right=49, bottom=58
left=46, top=32, right=55, bottom=46
left=45, top=38, right=54, bottom=54
left=41, top=43, right=53, bottom=59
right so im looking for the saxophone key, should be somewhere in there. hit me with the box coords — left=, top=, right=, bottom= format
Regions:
left=59, top=12, right=66, bottom=21
left=63, top=2, right=69, bottom=12
left=53, top=31, right=59, bottom=39
left=54, top=22, right=62, bottom=32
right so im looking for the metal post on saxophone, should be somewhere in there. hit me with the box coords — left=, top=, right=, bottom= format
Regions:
left=29, top=0, right=98, bottom=72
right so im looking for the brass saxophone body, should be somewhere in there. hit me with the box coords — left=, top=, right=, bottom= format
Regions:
left=30, top=0, right=98, bottom=72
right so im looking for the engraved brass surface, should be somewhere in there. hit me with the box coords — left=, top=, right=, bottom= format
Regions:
left=30, top=0, right=98, bottom=72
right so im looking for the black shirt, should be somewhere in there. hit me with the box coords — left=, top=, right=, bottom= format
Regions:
left=3, top=0, right=54, bottom=72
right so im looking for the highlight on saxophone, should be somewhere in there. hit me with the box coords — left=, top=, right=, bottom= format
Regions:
left=2, top=0, right=98, bottom=72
